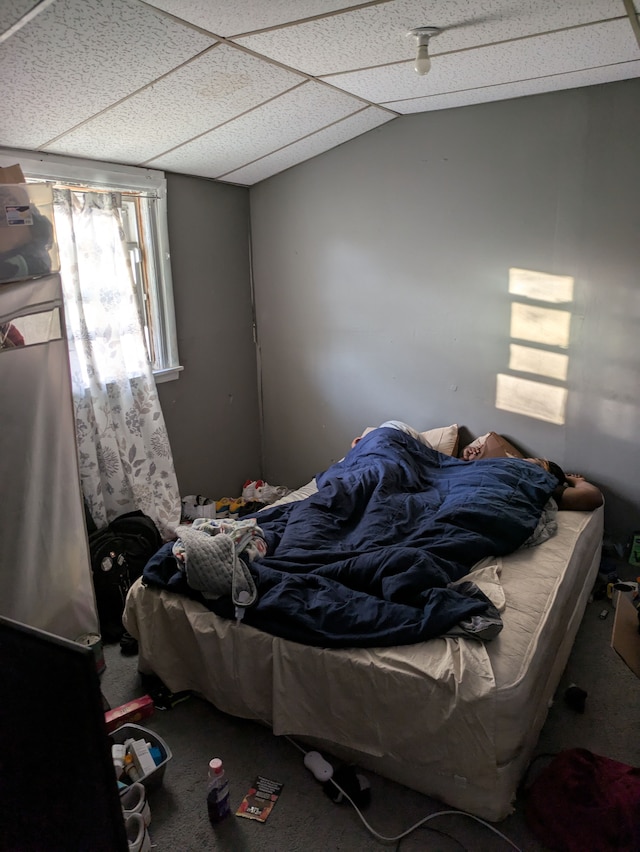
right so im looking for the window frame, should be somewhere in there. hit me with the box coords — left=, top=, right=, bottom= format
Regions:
left=0, top=147, right=181, bottom=382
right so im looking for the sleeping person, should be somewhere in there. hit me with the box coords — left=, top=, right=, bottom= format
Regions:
left=520, top=459, right=603, bottom=511
left=351, top=422, right=603, bottom=512
left=146, top=422, right=587, bottom=648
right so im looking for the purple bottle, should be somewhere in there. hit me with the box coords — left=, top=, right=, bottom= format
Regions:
left=207, top=758, right=231, bottom=824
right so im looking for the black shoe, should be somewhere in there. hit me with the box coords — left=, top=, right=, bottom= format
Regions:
left=119, top=630, right=139, bottom=656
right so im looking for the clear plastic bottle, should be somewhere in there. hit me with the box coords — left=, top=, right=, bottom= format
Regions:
left=207, top=757, right=231, bottom=824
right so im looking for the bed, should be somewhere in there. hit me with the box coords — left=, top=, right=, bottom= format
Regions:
left=123, top=424, right=603, bottom=821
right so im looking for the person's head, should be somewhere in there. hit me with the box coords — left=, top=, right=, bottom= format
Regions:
left=525, top=458, right=568, bottom=488
left=351, top=427, right=376, bottom=449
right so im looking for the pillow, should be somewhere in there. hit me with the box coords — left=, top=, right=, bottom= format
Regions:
left=420, top=424, right=459, bottom=456
left=459, top=431, right=524, bottom=461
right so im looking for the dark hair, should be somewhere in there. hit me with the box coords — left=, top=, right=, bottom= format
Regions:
left=547, top=460, right=568, bottom=487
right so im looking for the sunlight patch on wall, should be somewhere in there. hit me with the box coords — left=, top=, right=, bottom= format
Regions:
left=509, top=267, right=574, bottom=303
left=510, top=303, right=571, bottom=348
left=496, top=374, right=568, bottom=426
left=509, top=343, right=568, bottom=381
left=497, top=268, right=575, bottom=425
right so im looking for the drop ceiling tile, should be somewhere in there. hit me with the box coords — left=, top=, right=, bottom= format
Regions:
left=326, top=19, right=640, bottom=104
left=146, top=81, right=365, bottom=178
left=223, top=106, right=394, bottom=184
left=143, top=0, right=370, bottom=37
left=235, top=0, right=625, bottom=77
left=0, top=0, right=39, bottom=36
left=387, top=61, right=640, bottom=113
left=44, top=45, right=303, bottom=165
left=0, top=0, right=215, bottom=150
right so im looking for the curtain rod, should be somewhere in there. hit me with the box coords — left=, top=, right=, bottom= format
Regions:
left=47, top=181, right=159, bottom=200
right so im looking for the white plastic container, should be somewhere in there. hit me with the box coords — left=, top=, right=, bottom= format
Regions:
left=110, top=723, right=172, bottom=789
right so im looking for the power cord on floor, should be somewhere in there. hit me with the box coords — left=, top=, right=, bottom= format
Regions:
left=397, top=825, right=469, bottom=852
left=283, top=733, right=523, bottom=851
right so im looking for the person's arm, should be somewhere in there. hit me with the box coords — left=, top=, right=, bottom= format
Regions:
left=557, top=475, right=603, bottom=511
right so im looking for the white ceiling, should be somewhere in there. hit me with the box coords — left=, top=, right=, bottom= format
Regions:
left=1, top=0, right=639, bottom=186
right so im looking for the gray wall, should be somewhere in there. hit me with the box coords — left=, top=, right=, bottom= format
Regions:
left=158, top=173, right=261, bottom=499
left=250, top=79, right=640, bottom=541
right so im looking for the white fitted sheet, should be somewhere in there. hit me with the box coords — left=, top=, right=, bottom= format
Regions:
left=123, top=500, right=603, bottom=821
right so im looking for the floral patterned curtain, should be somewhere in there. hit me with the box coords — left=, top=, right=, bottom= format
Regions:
left=53, top=188, right=180, bottom=538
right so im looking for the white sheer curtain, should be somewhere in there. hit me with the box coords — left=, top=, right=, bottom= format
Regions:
left=53, top=188, right=180, bottom=539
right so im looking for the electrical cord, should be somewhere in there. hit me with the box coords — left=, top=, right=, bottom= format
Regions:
left=283, top=734, right=523, bottom=851
left=397, top=825, right=468, bottom=852
left=330, top=780, right=523, bottom=849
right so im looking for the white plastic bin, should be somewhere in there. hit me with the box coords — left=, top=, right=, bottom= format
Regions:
left=110, top=723, right=172, bottom=788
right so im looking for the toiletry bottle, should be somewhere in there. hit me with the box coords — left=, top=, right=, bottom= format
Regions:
left=123, top=752, right=140, bottom=783
left=112, top=743, right=126, bottom=778
left=207, top=757, right=230, bottom=824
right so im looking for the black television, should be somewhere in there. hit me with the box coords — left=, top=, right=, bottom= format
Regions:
left=0, top=616, right=128, bottom=851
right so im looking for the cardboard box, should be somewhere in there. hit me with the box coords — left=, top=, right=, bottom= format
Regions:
left=611, top=591, right=640, bottom=678
left=129, top=738, right=157, bottom=777
left=0, top=164, right=26, bottom=184
left=105, top=694, right=154, bottom=733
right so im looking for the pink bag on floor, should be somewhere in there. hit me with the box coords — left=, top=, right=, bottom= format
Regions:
left=525, top=748, right=640, bottom=852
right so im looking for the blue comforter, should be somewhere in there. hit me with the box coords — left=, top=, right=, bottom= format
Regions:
left=144, top=428, right=558, bottom=648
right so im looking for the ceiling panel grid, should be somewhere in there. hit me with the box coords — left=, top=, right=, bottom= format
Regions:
left=0, top=0, right=638, bottom=184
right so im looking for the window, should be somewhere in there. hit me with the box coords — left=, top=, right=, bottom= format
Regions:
left=0, top=147, right=181, bottom=381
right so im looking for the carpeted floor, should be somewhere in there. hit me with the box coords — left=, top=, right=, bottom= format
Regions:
left=101, top=594, right=640, bottom=851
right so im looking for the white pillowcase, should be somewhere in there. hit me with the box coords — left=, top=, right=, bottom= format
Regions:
left=420, top=424, right=459, bottom=456
left=367, top=421, right=459, bottom=456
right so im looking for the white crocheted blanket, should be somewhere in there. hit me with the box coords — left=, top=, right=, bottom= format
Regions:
left=173, top=518, right=266, bottom=607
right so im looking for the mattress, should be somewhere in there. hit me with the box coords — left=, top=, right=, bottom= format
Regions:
left=123, top=499, right=603, bottom=821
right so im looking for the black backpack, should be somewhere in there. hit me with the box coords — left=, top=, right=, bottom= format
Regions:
left=88, top=510, right=162, bottom=643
